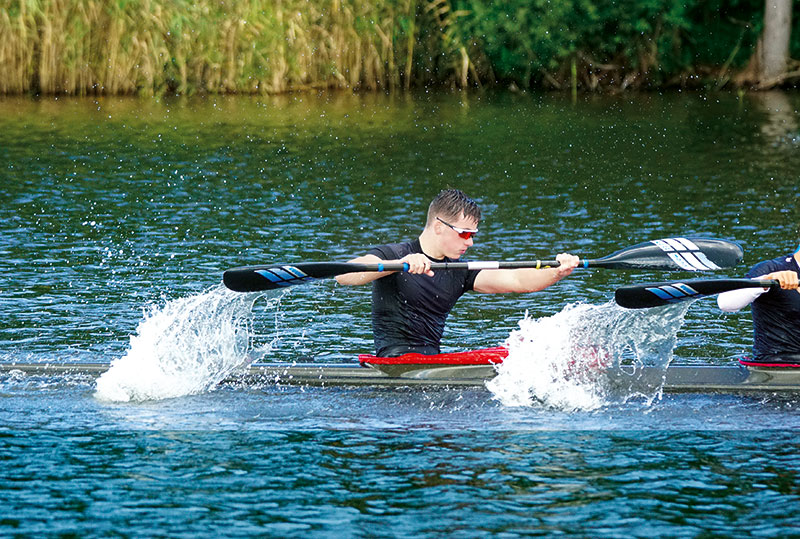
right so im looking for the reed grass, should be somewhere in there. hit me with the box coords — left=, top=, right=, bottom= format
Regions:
left=0, top=0, right=469, bottom=95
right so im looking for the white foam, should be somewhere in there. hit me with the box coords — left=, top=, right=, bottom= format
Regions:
left=95, top=285, right=268, bottom=402
left=487, top=301, right=690, bottom=411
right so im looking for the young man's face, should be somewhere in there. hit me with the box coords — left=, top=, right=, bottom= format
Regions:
left=436, top=214, right=478, bottom=259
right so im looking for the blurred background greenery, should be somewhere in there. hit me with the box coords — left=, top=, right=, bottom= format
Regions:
left=0, top=0, right=796, bottom=95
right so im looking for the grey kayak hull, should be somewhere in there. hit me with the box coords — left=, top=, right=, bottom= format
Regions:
left=3, top=362, right=800, bottom=393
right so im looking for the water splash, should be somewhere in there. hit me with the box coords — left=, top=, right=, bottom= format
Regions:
left=95, top=285, right=272, bottom=402
left=487, top=301, right=691, bottom=411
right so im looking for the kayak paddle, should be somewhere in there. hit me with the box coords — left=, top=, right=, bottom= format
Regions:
left=615, top=278, right=777, bottom=309
left=223, top=237, right=742, bottom=292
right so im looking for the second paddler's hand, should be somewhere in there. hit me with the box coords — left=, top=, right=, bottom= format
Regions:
left=555, top=253, right=580, bottom=279
left=763, top=270, right=800, bottom=291
left=400, top=253, right=434, bottom=276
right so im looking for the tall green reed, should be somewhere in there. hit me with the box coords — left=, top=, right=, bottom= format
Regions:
left=0, top=0, right=452, bottom=95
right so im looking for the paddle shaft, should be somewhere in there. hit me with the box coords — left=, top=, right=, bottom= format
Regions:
left=350, top=260, right=569, bottom=272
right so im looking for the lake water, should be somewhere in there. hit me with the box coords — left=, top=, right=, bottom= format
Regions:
left=1, top=90, right=799, bottom=536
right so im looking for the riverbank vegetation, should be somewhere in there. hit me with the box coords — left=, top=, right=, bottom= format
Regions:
left=0, top=0, right=797, bottom=96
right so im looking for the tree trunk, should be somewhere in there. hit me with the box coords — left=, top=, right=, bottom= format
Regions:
left=758, top=0, right=793, bottom=82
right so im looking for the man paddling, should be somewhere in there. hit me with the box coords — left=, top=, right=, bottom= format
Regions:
left=718, top=243, right=800, bottom=364
left=335, top=189, right=580, bottom=357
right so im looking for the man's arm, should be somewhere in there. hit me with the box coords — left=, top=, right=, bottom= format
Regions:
left=718, top=270, right=799, bottom=312
left=335, top=253, right=434, bottom=286
left=473, top=253, right=580, bottom=294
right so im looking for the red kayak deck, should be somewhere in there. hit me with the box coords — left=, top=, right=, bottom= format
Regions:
left=358, top=347, right=508, bottom=378
left=358, top=346, right=508, bottom=366
left=739, top=358, right=800, bottom=368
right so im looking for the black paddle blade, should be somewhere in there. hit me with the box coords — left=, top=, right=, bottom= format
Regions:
left=223, top=262, right=361, bottom=292
left=615, top=278, right=775, bottom=309
left=593, top=238, right=743, bottom=271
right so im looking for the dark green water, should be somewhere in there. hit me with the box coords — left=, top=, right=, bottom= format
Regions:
left=1, top=91, right=799, bottom=536
left=2, top=91, right=798, bottom=362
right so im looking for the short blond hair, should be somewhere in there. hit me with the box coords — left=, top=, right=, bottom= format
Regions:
left=426, top=189, right=481, bottom=226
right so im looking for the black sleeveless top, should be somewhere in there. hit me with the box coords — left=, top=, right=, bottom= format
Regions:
left=745, top=253, right=800, bottom=361
left=366, top=239, right=480, bottom=357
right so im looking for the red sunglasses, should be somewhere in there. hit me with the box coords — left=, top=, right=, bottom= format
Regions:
left=437, top=217, right=478, bottom=240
